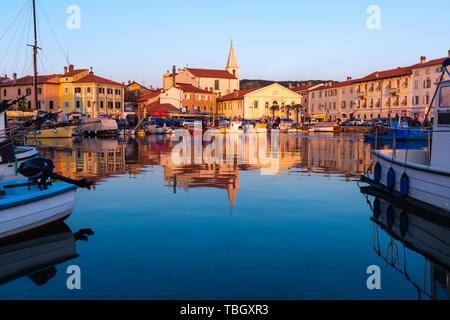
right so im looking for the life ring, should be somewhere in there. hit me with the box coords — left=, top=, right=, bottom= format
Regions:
left=400, top=172, right=409, bottom=197
left=386, top=205, right=395, bottom=229
left=374, top=162, right=381, bottom=182
left=373, top=198, right=380, bottom=219
left=387, top=167, right=395, bottom=190
left=399, top=211, right=408, bottom=238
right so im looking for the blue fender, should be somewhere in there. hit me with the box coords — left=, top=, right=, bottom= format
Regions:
left=400, top=172, right=409, bottom=197
left=374, top=162, right=382, bottom=183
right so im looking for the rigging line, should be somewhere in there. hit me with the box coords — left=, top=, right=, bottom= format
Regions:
left=41, top=49, right=55, bottom=74
left=38, top=53, right=48, bottom=75
left=21, top=0, right=33, bottom=75
left=12, top=1, right=31, bottom=75
left=0, top=3, right=29, bottom=73
left=37, top=0, right=69, bottom=65
left=0, top=0, right=29, bottom=42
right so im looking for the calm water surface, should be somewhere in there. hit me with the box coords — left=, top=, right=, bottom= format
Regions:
left=0, top=133, right=448, bottom=300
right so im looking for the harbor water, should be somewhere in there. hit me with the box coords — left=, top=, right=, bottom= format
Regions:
left=0, top=133, right=447, bottom=300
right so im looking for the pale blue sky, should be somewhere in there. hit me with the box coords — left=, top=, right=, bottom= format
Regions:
left=0, top=0, right=449, bottom=87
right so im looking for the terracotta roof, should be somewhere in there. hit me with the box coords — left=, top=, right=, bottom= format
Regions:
left=186, top=68, right=237, bottom=79
left=136, top=91, right=161, bottom=102
left=218, top=88, right=262, bottom=101
left=0, top=74, right=60, bottom=87
left=176, top=83, right=213, bottom=94
left=144, top=99, right=179, bottom=113
left=61, top=69, right=89, bottom=77
left=409, top=57, right=447, bottom=69
left=72, top=73, right=124, bottom=86
left=310, top=79, right=357, bottom=91
left=354, top=67, right=412, bottom=83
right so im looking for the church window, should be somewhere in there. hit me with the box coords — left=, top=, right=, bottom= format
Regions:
left=215, top=80, right=220, bottom=90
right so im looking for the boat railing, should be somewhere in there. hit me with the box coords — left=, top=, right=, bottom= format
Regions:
left=373, top=125, right=450, bottom=166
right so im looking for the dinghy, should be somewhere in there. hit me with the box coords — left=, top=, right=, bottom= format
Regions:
left=0, top=157, right=92, bottom=241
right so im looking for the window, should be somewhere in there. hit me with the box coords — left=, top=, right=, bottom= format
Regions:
left=49, top=101, right=54, bottom=110
left=424, top=78, right=431, bottom=88
left=100, top=101, right=104, bottom=109
left=3, top=89, right=6, bottom=96
left=413, top=96, right=419, bottom=105
left=108, top=102, right=113, bottom=109
left=38, top=87, right=42, bottom=94
left=87, top=101, right=91, bottom=108
left=265, top=102, right=269, bottom=109
left=64, top=101, right=70, bottom=109
left=116, top=102, right=121, bottom=109
left=214, top=80, right=219, bottom=90
left=254, top=101, right=258, bottom=108
left=18, top=89, right=21, bottom=95
left=26, top=88, right=32, bottom=95
left=76, top=101, right=81, bottom=109
left=75, top=87, right=81, bottom=93
left=424, top=93, right=430, bottom=105
left=64, top=87, right=69, bottom=94
left=87, top=87, right=91, bottom=93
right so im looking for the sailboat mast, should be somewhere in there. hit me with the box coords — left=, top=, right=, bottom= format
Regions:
left=32, top=0, right=38, bottom=111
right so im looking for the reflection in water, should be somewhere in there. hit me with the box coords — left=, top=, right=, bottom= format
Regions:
left=0, top=223, right=93, bottom=286
left=361, top=189, right=450, bottom=300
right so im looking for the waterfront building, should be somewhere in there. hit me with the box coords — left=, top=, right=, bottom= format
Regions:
left=289, top=82, right=324, bottom=120
left=162, top=44, right=240, bottom=97
left=0, top=73, right=60, bottom=111
left=217, top=83, right=302, bottom=120
left=160, top=83, right=216, bottom=113
left=353, top=67, right=412, bottom=120
left=308, top=78, right=356, bottom=122
left=410, top=51, right=450, bottom=120
left=125, top=81, right=153, bottom=104
left=59, top=65, right=125, bottom=118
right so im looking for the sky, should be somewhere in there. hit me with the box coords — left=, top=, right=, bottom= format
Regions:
left=0, top=0, right=449, bottom=87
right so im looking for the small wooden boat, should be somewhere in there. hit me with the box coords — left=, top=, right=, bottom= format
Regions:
left=364, top=118, right=429, bottom=141
left=28, top=126, right=74, bottom=139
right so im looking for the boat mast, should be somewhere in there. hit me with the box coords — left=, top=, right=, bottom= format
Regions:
left=32, top=0, right=38, bottom=111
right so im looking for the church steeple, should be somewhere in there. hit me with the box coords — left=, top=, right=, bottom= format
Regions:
left=226, top=42, right=239, bottom=79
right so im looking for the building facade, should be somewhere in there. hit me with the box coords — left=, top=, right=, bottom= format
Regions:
left=163, top=44, right=240, bottom=97
left=217, top=83, right=302, bottom=120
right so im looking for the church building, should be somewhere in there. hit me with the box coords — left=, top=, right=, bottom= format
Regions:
left=162, top=44, right=240, bottom=97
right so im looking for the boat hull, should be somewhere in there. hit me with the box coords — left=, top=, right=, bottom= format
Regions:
left=29, top=127, right=74, bottom=139
left=0, top=183, right=77, bottom=240
left=0, top=146, right=39, bottom=181
left=372, top=150, right=450, bottom=211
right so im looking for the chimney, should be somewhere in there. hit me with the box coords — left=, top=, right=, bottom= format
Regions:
left=288, top=82, right=292, bottom=89
left=150, top=85, right=153, bottom=90
left=308, top=81, right=312, bottom=86
left=347, top=76, right=352, bottom=81
left=448, top=50, right=450, bottom=57
left=375, top=72, right=379, bottom=78
left=69, top=64, right=74, bottom=72
left=90, top=67, right=93, bottom=74
left=233, top=89, right=238, bottom=98
left=172, top=65, right=176, bottom=87
left=64, top=66, right=68, bottom=74
left=13, top=73, right=17, bottom=81
left=420, top=56, right=426, bottom=63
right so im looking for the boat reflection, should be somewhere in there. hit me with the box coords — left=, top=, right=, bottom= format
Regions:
left=0, top=222, right=93, bottom=286
left=360, top=187, right=450, bottom=300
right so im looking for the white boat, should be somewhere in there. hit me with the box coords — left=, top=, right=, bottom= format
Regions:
left=309, top=122, right=339, bottom=132
left=0, top=102, right=39, bottom=180
left=0, top=179, right=77, bottom=240
left=366, top=65, right=450, bottom=212
left=76, top=118, right=118, bottom=136
left=226, top=121, right=243, bottom=134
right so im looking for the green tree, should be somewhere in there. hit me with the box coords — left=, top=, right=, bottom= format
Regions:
left=17, top=98, right=28, bottom=112
left=270, top=103, right=279, bottom=119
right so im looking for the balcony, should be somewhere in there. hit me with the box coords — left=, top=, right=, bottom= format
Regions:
left=388, top=88, right=400, bottom=96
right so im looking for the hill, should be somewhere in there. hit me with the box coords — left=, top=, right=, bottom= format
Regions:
left=240, top=79, right=332, bottom=90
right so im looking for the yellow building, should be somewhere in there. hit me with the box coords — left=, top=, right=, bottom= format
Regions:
left=58, top=65, right=125, bottom=117
left=217, top=83, right=302, bottom=120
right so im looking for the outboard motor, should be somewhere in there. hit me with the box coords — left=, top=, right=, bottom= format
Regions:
left=18, top=157, right=93, bottom=190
